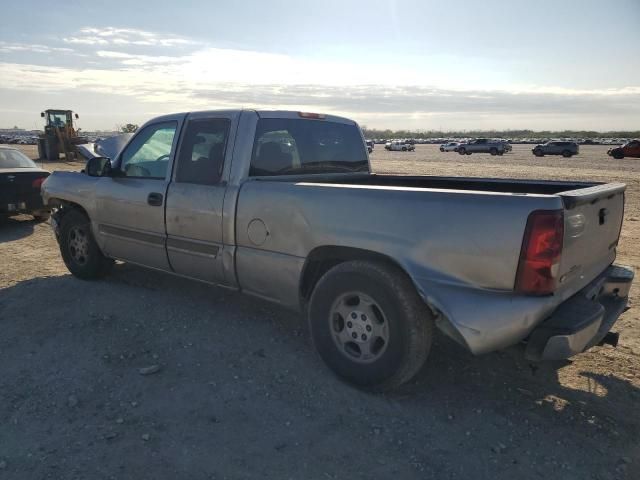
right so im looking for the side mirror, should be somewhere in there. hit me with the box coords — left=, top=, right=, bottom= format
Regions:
left=40, top=112, right=45, bottom=118
left=86, top=157, right=113, bottom=177
left=75, top=113, right=79, bottom=119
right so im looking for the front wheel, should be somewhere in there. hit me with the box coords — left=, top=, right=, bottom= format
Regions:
left=613, top=152, right=624, bottom=159
left=308, top=261, right=433, bottom=392
left=458, top=147, right=466, bottom=155
left=490, top=147, right=497, bottom=156
left=59, top=209, right=114, bottom=279
left=562, top=150, right=572, bottom=157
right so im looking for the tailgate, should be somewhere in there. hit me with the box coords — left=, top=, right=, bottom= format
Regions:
left=558, top=183, right=626, bottom=293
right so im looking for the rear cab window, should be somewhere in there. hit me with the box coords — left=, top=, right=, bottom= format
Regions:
left=249, top=118, right=368, bottom=176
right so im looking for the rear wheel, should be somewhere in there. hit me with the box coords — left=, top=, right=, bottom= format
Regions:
left=562, top=150, right=572, bottom=157
left=37, top=138, right=46, bottom=160
left=44, top=137, right=58, bottom=161
left=308, top=260, right=433, bottom=392
left=490, top=147, right=498, bottom=156
left=59, top=209, right=114, bottom=279
left=458, top=147, right=466, bottom=155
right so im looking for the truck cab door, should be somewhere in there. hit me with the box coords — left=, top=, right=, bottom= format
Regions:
left=164, top=112, right=238, bottom=285
left=92, top=118, right=182, bottom=271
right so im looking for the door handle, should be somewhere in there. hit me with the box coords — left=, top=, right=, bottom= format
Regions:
left=147, top=192, right=163, bottom=206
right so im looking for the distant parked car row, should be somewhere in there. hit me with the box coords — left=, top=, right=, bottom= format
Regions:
left=369, top=137, right=640, bottom=159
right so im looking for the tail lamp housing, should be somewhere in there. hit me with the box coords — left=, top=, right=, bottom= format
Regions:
left=32, top=177, right=46, bottom=189
left=515, top=210, right=564, bottom=295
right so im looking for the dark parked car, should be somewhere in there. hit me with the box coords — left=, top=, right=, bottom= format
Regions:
left=607, top=140, right=640, bottom=159
left=532, top=141, right=579, bottom=157
left=0, top=146, right=50, bottom=221
left=366, top=140, right=374, bottom=153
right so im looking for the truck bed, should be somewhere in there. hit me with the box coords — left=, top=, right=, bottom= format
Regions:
left=292, top=173, right=599, bottom=196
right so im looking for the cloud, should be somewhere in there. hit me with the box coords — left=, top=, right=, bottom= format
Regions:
left=0, top=41, right=75, bottom=54
left=1, top=58, right=637, bottom=119
left=2, top=26, right=639, bottom=129
left=63, top=27, right=197, bottom=48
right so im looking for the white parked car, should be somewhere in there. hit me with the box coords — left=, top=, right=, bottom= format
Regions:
left=440, top=142, right=460, bottom=152
left=385, top=141, right=415, bottom=152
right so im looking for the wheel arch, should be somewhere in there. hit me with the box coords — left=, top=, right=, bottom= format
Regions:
left=299, top=245, right=475, bottom=352
left=299, top=246, right=433, bottom=311
left=48, top=198, right=90, bottom=219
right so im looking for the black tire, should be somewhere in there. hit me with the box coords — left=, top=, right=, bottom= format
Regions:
left=440, top=148, right=444, bottom=152
left=45, top=137, right=58, bottom=161
left=490, top=148, right=498, bottom=156
left=402, top=147, right=407, bottom=151
left=37, top=138, right=46, bottom=160
left=59, top=209, right=113, bottom=279
left=533, top=149, right=544, bottom=157
left=308, top=260, right=433, bottom=392
left=458, top=147, right=466, bottom=155
left=562, top=150, right=572, bottom=158
left=613, top=152, right=624, bottom=159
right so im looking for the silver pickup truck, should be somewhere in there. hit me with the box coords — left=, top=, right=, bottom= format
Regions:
left=42, top=110, right=634, bottom=391
left=458, top=138, right=508, bottom=156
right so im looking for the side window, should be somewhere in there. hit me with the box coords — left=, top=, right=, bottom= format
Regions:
left=120, top=122, right=177, bottom=179
left=175, top=118, right=230, bottom=185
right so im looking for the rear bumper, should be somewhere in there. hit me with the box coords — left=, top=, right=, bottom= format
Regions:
left=525, top=264, right=634, bottom=361
left=0, top=192, right=45, bottom=214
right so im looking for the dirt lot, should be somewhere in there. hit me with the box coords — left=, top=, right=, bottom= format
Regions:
left=1, top=144, right=638, bottom=480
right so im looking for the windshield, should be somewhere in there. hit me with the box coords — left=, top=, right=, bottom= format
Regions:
left=250, top=118, right=368, bottom=176
left=0, top=149, right=37, bottom=168
left=47, top=111, right=69, bottom=127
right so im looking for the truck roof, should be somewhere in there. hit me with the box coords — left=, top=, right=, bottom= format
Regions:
left=147, top=109, right=357, bottom=126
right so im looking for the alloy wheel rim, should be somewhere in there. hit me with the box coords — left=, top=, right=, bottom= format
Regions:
left=329, top=291, right=389, bottom=364
left=68, top=226, right=89, bottom=266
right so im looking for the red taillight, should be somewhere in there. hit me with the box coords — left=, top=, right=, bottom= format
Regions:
left=515, top=210, right=564, bottom=295
left=32, top=177, right=46, bottom=189
left=298, top=112, right=325, bottom=119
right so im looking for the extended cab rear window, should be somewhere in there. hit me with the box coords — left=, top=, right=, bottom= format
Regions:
left=249, top=118, right=368, bottom=176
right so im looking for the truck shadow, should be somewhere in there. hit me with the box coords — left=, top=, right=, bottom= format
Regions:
left=1, top=262, right=638, bottom=475
left=0, top=215, right=36, bottom=243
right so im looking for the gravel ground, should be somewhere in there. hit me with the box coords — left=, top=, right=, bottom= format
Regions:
left=0, top=144, right=638, bottom=480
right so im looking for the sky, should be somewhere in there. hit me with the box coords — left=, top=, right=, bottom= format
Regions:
left=0, top=0, right=638, bottom=132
